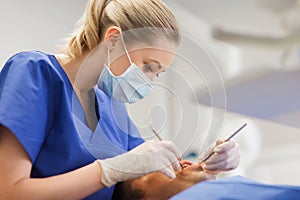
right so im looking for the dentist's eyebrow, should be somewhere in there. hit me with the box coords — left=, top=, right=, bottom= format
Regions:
left=148, top=58, right=162, bottom=69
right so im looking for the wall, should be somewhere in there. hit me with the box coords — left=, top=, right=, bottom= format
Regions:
left=0, top=0, right=86, bottom=68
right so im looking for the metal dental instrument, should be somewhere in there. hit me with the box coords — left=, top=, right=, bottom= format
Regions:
left=149, top=124, right=184, bottom=169
left=149, top=125, right=163, bottom=141
left=198, top=123, right=247, bottom=164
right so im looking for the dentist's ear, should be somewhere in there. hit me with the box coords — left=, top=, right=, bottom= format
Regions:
left=103, top=26, right=122, bottom=50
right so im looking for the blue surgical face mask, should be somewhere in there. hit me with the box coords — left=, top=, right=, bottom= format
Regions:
left=97, top=40, right=155, bottom=104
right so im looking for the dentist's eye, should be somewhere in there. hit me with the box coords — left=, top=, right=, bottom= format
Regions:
left=143, top=64, right=154, bottom=73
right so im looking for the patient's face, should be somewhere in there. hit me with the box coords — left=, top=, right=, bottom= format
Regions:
left=112, top=164, right=216, bottom=200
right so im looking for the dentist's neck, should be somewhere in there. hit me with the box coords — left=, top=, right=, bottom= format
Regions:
left=58, top=45, right=107, bottom=93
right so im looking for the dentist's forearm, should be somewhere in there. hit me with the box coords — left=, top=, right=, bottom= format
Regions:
left=7, top=162, right=105, bottom=200
left=0, top=127, right=106, bottom=200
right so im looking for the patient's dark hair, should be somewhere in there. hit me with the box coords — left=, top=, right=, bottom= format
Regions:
left=112, top=181, right=145, bottom=200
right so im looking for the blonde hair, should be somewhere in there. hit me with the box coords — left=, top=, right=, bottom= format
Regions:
left=61, top=0, right=180, bottom=63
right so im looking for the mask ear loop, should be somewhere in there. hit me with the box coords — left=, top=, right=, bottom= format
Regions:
left=121, top=37, right=133, bottom=65
left=120, top=37, right=155, bottom=87
left=107, top=37, right=132, bottom=69
left=107, top=49, right=111, bottom=69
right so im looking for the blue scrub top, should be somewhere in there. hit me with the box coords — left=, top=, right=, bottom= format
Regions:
left=0, top=51, right=144, bottom=199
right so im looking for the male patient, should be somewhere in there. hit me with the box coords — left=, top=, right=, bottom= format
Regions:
left=113, top=139, right=239, bottom=199
left=112, top=161, right=220, bottom=200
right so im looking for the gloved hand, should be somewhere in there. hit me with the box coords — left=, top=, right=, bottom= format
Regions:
left=201, top=140, right=240, bottom=172
left=97, top=140, right=182, bottom=187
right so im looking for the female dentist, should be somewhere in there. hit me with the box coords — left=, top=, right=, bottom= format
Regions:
left=0, top=0, right=240, bottom=199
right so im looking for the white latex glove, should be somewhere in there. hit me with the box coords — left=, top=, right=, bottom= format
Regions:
left=202, top=140, right=240, bottom=171
left=97, top=140, right=182, bottom=187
